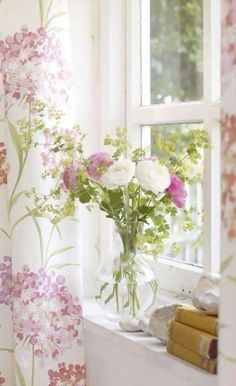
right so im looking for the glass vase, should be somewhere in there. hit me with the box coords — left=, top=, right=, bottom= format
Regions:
left=95, top=228, right=158, bottom=322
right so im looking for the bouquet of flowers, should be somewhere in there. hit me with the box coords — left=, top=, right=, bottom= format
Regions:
left=35, top=124, right=210, bottom=319
left=59, top=127, right=209, bottom=254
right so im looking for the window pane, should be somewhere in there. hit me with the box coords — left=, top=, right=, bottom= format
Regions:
left=148, top=0, right=203, bottom=105
left=142, top=123, right=204, bottom=267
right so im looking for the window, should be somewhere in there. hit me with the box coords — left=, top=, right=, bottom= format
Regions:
left=126, top=0, right=221, bottom=293
left=143, top=122, right=204, bottom=268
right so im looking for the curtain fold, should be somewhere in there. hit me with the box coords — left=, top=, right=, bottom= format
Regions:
left=0, top=1, right=85, bottom=385
left=219, top=0, right=236, bottom=384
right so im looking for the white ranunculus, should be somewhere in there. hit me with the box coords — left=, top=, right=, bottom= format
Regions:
left=101, top=159, right=135, bottom=189
left=135, top=159, right=171, bottom=194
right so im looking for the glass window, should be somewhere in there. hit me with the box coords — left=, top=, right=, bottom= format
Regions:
left=126, top=0, right=220, bottom=291
left=148, top=0, right=203, bottom=105
left=142, top=123, right=204, bottom=267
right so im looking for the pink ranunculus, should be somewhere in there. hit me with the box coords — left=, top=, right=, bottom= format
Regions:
left=166, top=174, right=187, bottom=208
left=86, top=151, right=113, bottom=181
left=62, top=165, right=77, bottom=190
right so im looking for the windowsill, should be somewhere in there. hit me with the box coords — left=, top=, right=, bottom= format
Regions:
left=83, top=293, right=217, bottom=386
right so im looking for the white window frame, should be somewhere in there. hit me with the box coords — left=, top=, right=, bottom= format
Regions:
left=125, top=0, right=221, bottom=294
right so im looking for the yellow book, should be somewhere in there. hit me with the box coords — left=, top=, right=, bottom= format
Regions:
left=167, top=340, right=217, bottom=374
left=175, top=306, right=218, bottom=336
left=169, top=320, right=217, bottom=358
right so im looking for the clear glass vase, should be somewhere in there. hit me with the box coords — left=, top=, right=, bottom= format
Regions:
left=95, top=227, right=158, bottom=322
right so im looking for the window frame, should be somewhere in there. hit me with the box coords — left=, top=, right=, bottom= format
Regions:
left=125, top=0, right=221, bottom=293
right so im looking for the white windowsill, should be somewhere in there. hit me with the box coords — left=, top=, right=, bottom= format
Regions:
left=83, top=293, right=217, bottom=386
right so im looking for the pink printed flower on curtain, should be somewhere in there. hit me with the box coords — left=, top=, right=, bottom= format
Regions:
left=13, top=266, right=83, bottom=361
left=0, top=27, right=71, bottom=108
left=166, top=174, right=187, bottom=208
left=224, top=0, right=236, bottom=26
left=86, top=151, right=114, bottom=181
left=221, top=112, right=236, bottom=239
left=0, top=256, right=13, bottom=306
left=222, top=1, right=236, bottom=87
left=0, top=371, right=5, bottom=385
left=0, top=142, right=9, bottom=185
left=48, top=363, right=86, bottom=386
left=40, top=127, right=82, bottom=179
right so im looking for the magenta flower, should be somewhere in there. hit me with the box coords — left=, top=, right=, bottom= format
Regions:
left=166, top=174, right=187, bottom=208
left=86, top=151, right=113, bottom=181
left=48, top=362, right=86, bottom=386
left=62, top=165, right=77, bottom=190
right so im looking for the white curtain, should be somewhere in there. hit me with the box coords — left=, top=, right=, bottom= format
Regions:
left=0, top=1, right=85, bottom=385
left=219, top=0, right=236, bottom=383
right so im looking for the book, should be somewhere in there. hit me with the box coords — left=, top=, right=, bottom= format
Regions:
left=169, top=320, right=217, bottom=358
left=167, top=340, right=217, bottom=374
left=175, top=306, right=218, bottom=336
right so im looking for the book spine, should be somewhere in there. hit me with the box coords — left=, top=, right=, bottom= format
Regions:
left=167, top=340, right=217, bottom=374
left=175, top=308, right=218, bottom=336
left=169, top=321, right=218, bottom=358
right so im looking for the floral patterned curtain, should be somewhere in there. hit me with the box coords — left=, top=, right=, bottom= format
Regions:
left=220, top=0, right=236, bottom=383
left=0, top=1, right=85, bottom=385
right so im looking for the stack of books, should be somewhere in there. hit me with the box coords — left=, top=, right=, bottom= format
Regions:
left=167, top=306, right=218, bottom=374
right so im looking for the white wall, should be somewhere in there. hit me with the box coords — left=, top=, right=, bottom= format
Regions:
left=68, top=0, right=101, bottom=297
left=67, top=0, right=128, bottom=297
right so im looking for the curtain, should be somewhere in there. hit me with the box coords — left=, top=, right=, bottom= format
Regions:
left=219, top=0, right=236, bottom=383
left=0, top=1, right=85, bottom=385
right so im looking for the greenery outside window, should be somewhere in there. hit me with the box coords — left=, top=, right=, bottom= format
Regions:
left=126, top=0, right=221, bottom=293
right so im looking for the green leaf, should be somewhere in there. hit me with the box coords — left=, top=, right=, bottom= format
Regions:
left=45, top=246, right=75, bottom=267
left=151, top=214, right=164, bottom=226
left=45, top=11, right=67, bottom=29
left=39, top=0, right=44, bottom=26
left=47, top=27, right=67, bottom=33
left=0, top=227, right=11, bottom=239
left=227, top=274, right=236, bottom=283
left=221, top=255, right=234, bottom=273
left=7, top=119, right=23, bottom=168
left=95, top=282, right=109, bottom=300
left=108, top=190, right=123, bottom=208
left=55, top=224, right=62, bottom=240
left=48, top=246, right=75, bottom=259
left=47, top=262, right=80, bottom=270
left=10, top=190, right=25, bottom=210
left=44, top=0, right=54, bottom=24
left=139, top=205, right=154, bottom=215
left=11, top=213, right=30, bottom=236
left=123, top=299, right=130, bottom=308
left=15, top=361, right=26, bottom=386
left=79, top=191, right=91, bottom=204
left=100, top=200, right=111, bottom=212
left=104, top=289, right=115, bottom=305
left=26, top=208, right=44, bottom=265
